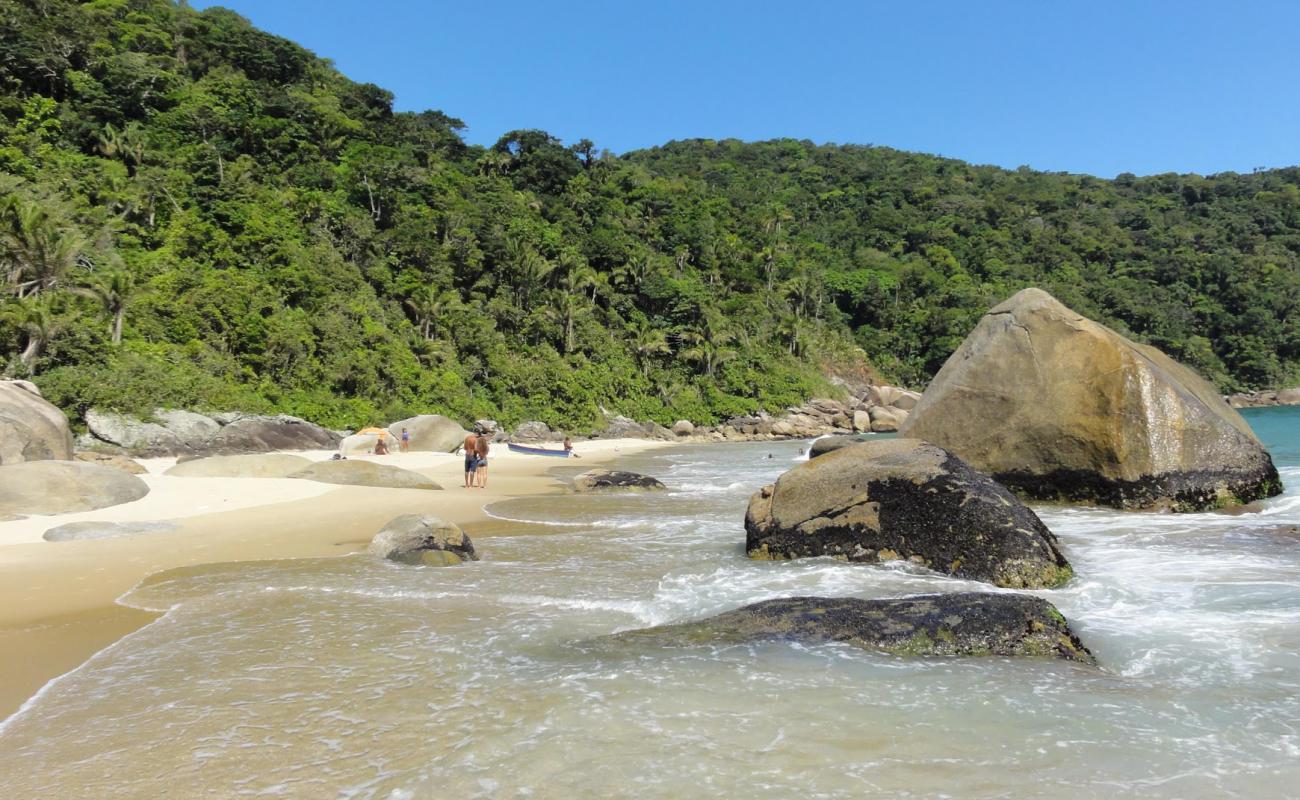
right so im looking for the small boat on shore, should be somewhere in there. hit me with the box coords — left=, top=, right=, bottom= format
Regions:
left=507, top=442, right=571, bottom=458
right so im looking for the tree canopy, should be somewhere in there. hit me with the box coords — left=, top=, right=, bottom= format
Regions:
left=2, top=1, right=1297, bottom=430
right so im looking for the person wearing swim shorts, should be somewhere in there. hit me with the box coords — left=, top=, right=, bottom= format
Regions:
left=463, top=430, right=479, bottom=488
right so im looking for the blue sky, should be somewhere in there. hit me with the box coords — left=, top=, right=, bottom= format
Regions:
left=191, top=1, right=1299, bottom=177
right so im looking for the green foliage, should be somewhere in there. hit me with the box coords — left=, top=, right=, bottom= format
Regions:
left=2, top=0, right=1298, bottom=434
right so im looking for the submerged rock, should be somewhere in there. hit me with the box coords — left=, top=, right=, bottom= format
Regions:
left=0, top=380, right=74, bottom=464
left=902, top=288, right=1282, bottom=511
left=0, top=461, right=149, bottom=515
left=603, top=593, right=1096, bottom=663
left=368, top=514, right=478, bottom=565
left=164, top=453, right=312, bottom=478
left=745, top=438, right=1073, bottom=589
left=572, top=470, right=666, bottom=492
left=289, top=460, right=442, bottom=490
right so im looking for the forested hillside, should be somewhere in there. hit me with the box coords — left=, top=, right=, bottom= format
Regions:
left=3, top=1, right=1298, bottom=430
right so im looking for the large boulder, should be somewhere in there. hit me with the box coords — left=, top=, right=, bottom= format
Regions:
left=852, top=409, right=872, bottom=433
left=367, top=514, right=478, bottom=566
left=901, top=288, right=1282, bottom=511
left=1277, top=388, right=1300, bottom=405
left=85, top=409, right=340, bottom=456
left=868, top=406, right=908, bottom=432
left=339, top=433, right=382, bottom=456
left=164, top=453, right=312, bottom=478
left=672, top=419, right=695, bottom=437
left=745, top=438, right=1073, bottom=588
left=207, top=414, right=339, bottom=453
left=513, top=421, right=553, bottom=441
left=387, top=414, right=468, bottom=452
left=74, top=452, right=147, bottom=474
left=289, top=460, right=442, bottom=490
left=602, top=593, right=1095, bottom=663
left=0, top=381, right=74, bottom=464
left=808, top=435, right=864, bottom=459
left=572, top=470, right=666, bottom=492
left=602, top=415, right=650, bottom=438
left=0, top=461, right=149, bottom=516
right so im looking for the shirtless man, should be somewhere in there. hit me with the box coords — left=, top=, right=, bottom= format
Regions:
left=463, top=429, right=479, bottom=488
left=474, top=431, right=490, bottom=489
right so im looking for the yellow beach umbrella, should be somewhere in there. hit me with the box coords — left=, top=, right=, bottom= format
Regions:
left=356, top=426, right=388, bottom=437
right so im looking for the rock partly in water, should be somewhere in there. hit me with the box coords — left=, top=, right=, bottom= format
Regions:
left=808, top=435, right=865, bottom=459
left=74, top=451, right=147, bottom=474
left=745, top=438, right=1073, bottom=589
left=901, top=288, right=1282, bottom=511
left=367, top=514, right=478, bottom=565
left=572, top=470, right=667, bottom=492
left=387, top=414, right=468, bottom=452
left=290, top=460, right=442, bottom=490
left=0, top=380, right=74, bottom=464
left=164, top=453, right=312, bottom=478
left=603, top=593, right=1095, bottom=663
left=43, top=520, right=180, bottom=542
left=0, top=461, right=150, bottom=515
left=852, top=409, right=872, bottom=433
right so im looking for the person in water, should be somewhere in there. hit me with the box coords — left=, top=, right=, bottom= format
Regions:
left=463, top=430, right=479, bottom=488
left=399, top=427, right=410, bottom=453
left=474, top=430, right=491, bottom=488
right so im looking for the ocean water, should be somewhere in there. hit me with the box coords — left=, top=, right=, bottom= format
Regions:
left=1, top=408, right=1298, bottom=798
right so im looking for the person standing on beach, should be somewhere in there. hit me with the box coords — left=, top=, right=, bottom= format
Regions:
left=463, top=430, right=479, bottom=488
left=400, top=427, right=410, bottom=453
left=474, top=430, right=490, bottom=489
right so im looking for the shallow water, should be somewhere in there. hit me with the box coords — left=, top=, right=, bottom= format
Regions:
left=1, top=409, right=1298, bottom=798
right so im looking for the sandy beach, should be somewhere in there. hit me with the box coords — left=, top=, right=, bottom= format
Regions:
left=0, top=438, right=671, bottom=719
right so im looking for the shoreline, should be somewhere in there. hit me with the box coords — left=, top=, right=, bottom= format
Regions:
left=0, top=438, right=673, bottom=721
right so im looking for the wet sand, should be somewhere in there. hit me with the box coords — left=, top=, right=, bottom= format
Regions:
left=0, top=439, right=669, bottom=719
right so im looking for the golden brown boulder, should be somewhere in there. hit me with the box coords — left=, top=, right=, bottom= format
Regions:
left=901, top=288, right=1281, bottom=511
left=0, top=381, right=73, bottom=464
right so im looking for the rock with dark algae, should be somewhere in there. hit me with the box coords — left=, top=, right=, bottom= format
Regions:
left=572, top=470, right=666, bottom=492
left=602, top=593, right=1096, bottom=663
left=901, top=288, right=1282, bottom=511
left=746, top=438, right=1073, bottom=588
left=369, top=514, right=478, bottom=566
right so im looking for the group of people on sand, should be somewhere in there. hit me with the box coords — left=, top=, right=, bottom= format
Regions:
left=462, top=425, right=492, bottom=489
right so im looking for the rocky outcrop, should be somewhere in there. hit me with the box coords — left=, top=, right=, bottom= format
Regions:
left=672, top=419, right=695, bottom=436
left=289, top=460, right=442, bottom=490
left=1226, top=388, right=1300, bottom=408
left=85, top=409, right=340, bottom=457
left=0, top=380, right=73, bottom=464
left=73, top=452, right=147, bottom=474
left=386, top=414, right=468, bottom=452
left=602, top=593, right=1095, bottom=663
left=868, top=406, right=908, bottom=432
left=368, top=514, right=478, bottom=566
left=902, top=288, right=1283, bottom=511
left=164, top=453, right=312, bottom=478
left=572, top=470, right=667, bottom=492
left=745, top=438, right=1073, bottom=588
left=512, top=421, right=555, bottom=441
left=0, top=461, right=149, bottom=515
left=44, top=520, right=179, bottom=542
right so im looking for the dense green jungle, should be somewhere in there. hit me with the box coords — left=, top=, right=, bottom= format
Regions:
left=3, top=0, right=1298, bottom=430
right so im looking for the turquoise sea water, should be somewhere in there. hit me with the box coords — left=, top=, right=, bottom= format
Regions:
left=0, top=408, right=1296, bottom=798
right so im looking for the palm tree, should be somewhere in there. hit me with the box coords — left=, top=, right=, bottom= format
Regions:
left=0, top=198, right=88, bottom=298
left=628, top=317, right=669, bottom=377
left=404, top=286, right=459, bottom=340
left=2, top=295, right=65, bottom=369
left=97, top=122, right=147, bottom=176
left=72, top=270, right=135, bottom=345
left=681, top=309, right=735, bottom=376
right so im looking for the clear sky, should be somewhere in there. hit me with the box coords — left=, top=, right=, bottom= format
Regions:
left=190, top=1, right=1299, bottom=177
